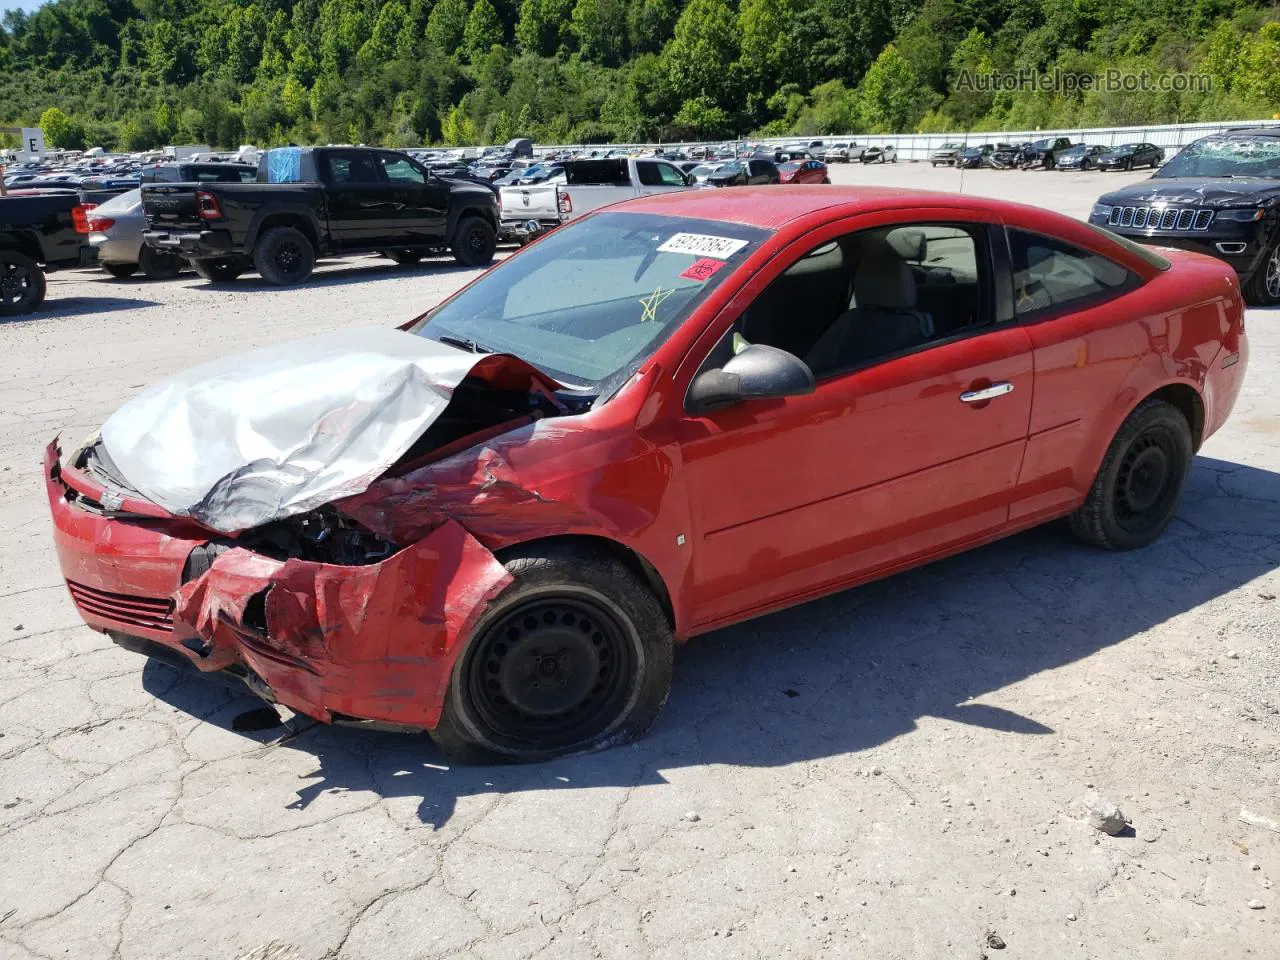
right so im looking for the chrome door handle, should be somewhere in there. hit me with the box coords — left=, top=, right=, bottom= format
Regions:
left=960, top=382, right=1014, bottom=403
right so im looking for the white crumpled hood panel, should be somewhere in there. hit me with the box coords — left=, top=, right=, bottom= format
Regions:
left=100, top=326, right=494, bottom=533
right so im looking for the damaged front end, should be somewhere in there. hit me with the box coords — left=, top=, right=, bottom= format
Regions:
left=46, top=327, right=586, bottom=730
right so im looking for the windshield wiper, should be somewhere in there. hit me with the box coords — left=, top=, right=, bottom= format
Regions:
left=438, top=334, right=493, bottom=354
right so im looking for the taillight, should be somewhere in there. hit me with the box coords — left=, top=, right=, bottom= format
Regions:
left=558, top=191, right=573, bottom=216
left=71, top=203, right=96, bottom=234
left=196, top=191, right=223, bottom=220
left=86, top=216, right=116, bottom=232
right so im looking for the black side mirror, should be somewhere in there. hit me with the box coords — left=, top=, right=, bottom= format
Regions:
left=687, top=343, right=816, bottom=414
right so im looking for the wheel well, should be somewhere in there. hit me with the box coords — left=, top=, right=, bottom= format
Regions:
left=1149, top=383, right=1205, bottom=450
left=256, top=214, right=316, bottom=248
left=0, top=232, right=43, bottom=263
left=456, top=206, right=497, bottom=231
left=494, top=534, right=676, bottom=631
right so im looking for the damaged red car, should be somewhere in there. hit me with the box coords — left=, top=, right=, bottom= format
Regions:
left=47, top=187, right=1248, bottom=762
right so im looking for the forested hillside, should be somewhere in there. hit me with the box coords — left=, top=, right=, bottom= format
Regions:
left=1, top=0, right=1278, bottom=151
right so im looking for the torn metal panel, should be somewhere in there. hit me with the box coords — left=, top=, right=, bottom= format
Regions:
left=100, top=326, right=558, bottom=533
left=170, top=519, right=513, bottom=728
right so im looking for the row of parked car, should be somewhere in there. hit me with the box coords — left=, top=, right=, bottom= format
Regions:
left=930, top=137, right=1166, bottom=171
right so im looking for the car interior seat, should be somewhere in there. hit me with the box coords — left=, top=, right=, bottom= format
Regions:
left=804, top=243, right=935, bottom=374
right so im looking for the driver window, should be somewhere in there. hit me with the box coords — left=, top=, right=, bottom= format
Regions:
left=732, top=223, right=988, bottom=378
left=657, top=162, right=687, bottom=186
left=380, top=154, right=427, bottom=184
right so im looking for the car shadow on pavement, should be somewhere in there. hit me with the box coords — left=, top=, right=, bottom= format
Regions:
left=188, top=257, right=486, bottom=293
left=141, top=455, right=1280, bottom=827
left=2, top=296, right=161, bottom=323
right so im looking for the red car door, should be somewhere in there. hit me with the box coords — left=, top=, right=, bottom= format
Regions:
left=674, top=211, right=1034, bottom=630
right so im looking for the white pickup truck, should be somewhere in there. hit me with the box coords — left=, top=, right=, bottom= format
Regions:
left=499, top=157, right=694, bottom=242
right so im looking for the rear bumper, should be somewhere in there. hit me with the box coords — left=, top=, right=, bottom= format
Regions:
left=143, top=228, right=233, bottom=258
left=499, top=218, right=560, bottom=241
left=44, top=439, right=512, bottom=730
left=90, top=232, right=142, bottom=265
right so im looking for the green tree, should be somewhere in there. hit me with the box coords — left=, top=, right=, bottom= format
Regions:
left=464, top=0, right=504, bottom=60
left=659, top=0, right=739, bottom=106
left=39, top=106, right=81, bottom=148
left=427, top=0, right=468, bottom=53
left=359, top=0, right=407, bottom=66
left=857, top=43, right=920, bottom=132
left=572, top=0, right=627, bottom=65
left=671, top=94, right=732, bottom=137
left=946, top=28, right=995, bottom=126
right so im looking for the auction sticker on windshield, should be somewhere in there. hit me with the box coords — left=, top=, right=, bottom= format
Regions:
left=658, top=233, right=750, bottom=259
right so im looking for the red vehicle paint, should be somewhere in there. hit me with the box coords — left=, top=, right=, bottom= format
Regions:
left=46, top=186, right=1249, bottom=761
left=778, top=160, right=831, bottom=184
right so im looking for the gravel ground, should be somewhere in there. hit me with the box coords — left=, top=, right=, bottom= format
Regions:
left=1, top=163, right=1277, bottom=960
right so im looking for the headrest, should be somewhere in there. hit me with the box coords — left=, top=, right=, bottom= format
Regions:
left=854, top=253, right=917, bottom=310
left=885, top=228, right=927, bottom=262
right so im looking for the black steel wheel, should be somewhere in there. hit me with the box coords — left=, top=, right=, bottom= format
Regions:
left=0, top=250, right=47, bottom=316
left=432, top=543, right=673, bottom=763
left=253, top=226, right=315, bottom=285
left=1070, top=398, right=1193, bottom=550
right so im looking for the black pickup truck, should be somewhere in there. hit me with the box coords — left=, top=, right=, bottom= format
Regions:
left=141, top=146, right=500, bottom=285
left=0, top=192, right=95, bottom=315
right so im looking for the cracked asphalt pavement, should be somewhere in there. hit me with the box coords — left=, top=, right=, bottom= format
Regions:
left=1, top=165, right=1277, bottom=959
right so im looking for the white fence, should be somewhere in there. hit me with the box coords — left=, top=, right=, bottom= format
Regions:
left=537, top=118, right=1278, bottom=162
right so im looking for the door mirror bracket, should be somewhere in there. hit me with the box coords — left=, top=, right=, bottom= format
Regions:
left=686, top=343, right=816, bottom=415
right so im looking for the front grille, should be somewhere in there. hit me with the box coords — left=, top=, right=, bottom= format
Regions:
left=67, top=581, right=174, bottom=632
left=1109, top=205, right=1213, bottom=232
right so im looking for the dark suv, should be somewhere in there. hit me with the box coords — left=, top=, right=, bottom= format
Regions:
left=1090, top=127, right=1280, bottom=305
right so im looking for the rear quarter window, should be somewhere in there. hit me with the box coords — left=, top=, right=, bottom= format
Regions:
left=1008, top=228, right=1136, bottom=317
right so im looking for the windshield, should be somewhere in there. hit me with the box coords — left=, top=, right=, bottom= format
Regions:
left=1110, top=143, right=1141, bottom=153
left=412, top=212, right=770, bottom=394
left=1060, top=145, right=1085, bottom=156
left=715, top=163, right=743, bottom=176
left=1157, top=136, right=1280, bottom=178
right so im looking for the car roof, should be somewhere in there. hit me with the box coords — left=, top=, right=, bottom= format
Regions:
left=619, top=186, right=1031, bottom=230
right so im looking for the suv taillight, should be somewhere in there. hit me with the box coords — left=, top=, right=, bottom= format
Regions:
left=71, top=203, right=96, bottom=234
left=196, top=190, right=223, bottom=220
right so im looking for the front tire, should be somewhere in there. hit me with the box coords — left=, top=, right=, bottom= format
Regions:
left=432, top=544, right=674, bottom=763
left=451, top=216, right=497, bottom=268
left=1243, top=235, right=1280, bottom=306
left=253, top=226, right=315, bottom=285
left=1069, top=398, right=1193, bottom=550
left=191, top=257, right=247, bottom=282
left=0, top=250, right=46, bottom=316
left=139, top=246, right=182, bottom=281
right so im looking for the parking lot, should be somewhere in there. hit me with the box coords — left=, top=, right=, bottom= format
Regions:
left=1, top=162, right=1277, bottom=960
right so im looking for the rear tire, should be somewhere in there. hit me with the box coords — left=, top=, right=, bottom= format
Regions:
left=104, top=263, right=138, bottom=279
left=1243, top=236, right=1280, bottom=306
left=139, top=246, right=183, bottom=281
left=253, top=226, right=315, bottom=285
left=451, top=216, right=497, bottom=268
left=191, top=257, right=247, bottom=282
left=431, top=543, right=674, bottom=763
left=0, top=250, right=47, bottom=316
left=1069, top=398, right=1193, bottom=550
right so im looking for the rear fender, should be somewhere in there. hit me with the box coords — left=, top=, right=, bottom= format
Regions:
left=244, top=205, right=324, bottom=251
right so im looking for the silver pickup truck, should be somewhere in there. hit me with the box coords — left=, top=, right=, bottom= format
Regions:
left=499, top=157, right=694, bottom=242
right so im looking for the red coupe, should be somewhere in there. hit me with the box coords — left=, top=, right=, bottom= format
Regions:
left=779, top=159, right=831, bottom=184
left=46, top=187, right=1248, bottom=762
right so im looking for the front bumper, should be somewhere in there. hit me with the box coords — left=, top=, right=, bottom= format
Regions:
left=1088, top=215, right=1273, bottom=279
left=142, top=228, right=234, bottom=258
left=44, top=440, right=511, bottom=730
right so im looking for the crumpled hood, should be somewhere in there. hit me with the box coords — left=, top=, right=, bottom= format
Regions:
left=1099, top=176, right=1280, bottom=208
left=100, top=326, right=556, bottom=534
